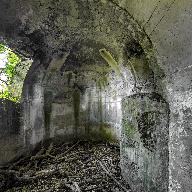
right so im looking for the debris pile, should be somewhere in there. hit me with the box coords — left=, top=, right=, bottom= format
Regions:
left=0, top=140, right=131, bottom=192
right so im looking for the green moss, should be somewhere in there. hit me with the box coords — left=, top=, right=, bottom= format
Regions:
left=140, top=38, right=165, bottom=78
left=99, top=48, right=121, bottom=76
left=122, top=119, right=136, bottom=137
left=127, top=55, right=150, bottom=78
left=100, top=123, right=114, bottom=142
left=96, top=74, right=108, bottom=90
left=96, top=91, right=114, bottom=142
left=87, top=123, right=115, bottom=142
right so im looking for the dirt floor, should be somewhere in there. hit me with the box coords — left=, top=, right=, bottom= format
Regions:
left=0, top=140, right=131, bottom=192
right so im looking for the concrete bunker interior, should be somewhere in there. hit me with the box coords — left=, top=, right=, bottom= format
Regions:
left=0, top=0, right=192, bottom=192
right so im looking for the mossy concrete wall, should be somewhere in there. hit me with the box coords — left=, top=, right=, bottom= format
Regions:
left=16, top=0, right=158, bottom=147
left=0, top=0, right=191, bottom=191
left=116, top=1, right=192, bottom=191
left=121, top=93, right=169, bottom=192
left=22, top=55, right=130, bottom=145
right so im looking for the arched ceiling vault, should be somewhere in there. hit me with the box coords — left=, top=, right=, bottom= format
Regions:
left=0, top=0, right=164, bottom=94
left=0, top=0, right=150, bottom=57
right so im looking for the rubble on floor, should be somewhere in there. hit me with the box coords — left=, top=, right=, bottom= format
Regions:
left=0, top=140, right=131, bottom=192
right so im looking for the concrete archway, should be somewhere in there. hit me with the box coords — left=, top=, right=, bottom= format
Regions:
left=18, top=1, right=169, bottom=191
left=0, top=0, right=191, bottom=192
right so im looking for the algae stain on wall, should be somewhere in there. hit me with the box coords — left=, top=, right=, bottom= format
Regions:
left=44, top=91, right=53, bottom=139
left=73, top=87, right=80, bottom=136
left=97, top=89, right=103, bottom=128
left=99, top=48, right=121, bottom=76
left=96, top=74, right=109, bottom=91
left=122, top=119, right=136, bottom=138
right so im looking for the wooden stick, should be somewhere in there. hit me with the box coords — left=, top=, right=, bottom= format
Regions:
left=56, top=141, right=80, bottom=161
left=0, top=168, right=59, bottom=182
left=73, top=181, right=82, bottom=192
left=98, top=160, right=131, bottom=192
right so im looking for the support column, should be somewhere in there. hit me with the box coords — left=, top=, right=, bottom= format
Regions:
left=121, top=93, right=169, bottom=192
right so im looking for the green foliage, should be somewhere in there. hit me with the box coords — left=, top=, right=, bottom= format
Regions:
left=122, top=119, right=135, bottom=138
left=0, top=43, right=32, bottom=102
left=0, top=44, right=6, bottom=53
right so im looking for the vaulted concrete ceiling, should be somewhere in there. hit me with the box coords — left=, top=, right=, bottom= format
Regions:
left=0, top=0, right=160, bottom=93
left=0, top=0, right=146, bottom=59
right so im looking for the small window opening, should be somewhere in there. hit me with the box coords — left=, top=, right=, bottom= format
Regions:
left=0, top=43, right=32, bottom=102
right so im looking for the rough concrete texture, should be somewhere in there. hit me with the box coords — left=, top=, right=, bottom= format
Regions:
left=0, top=99, right=20, bottom=136
left=114, top=1, right=192, bottom=191
left=0, top=0, right=191, bottom=191
left=17, top=0, right=160, bottom=146
left=0, top=99, right=22, bottom=164
left=121, top=93, right=169, bottom=192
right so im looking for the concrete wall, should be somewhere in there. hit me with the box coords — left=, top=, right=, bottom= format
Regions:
left=22, top=57, right=133, bottom=144
left=0, top=99, right=20, bottom=136
left=121, top=93, right=169, bottom=192
left=0, top=0, right=191, bottom=191
left=116, top=0, right=192, bottom=191
left=0, top=99, right=22, bottom=165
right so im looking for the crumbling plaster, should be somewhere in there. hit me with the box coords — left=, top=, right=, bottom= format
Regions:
left=0, top=0, right=191, bottom=191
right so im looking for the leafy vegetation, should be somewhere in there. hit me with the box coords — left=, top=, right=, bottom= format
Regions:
left=0, top=44, right=32, bottom=102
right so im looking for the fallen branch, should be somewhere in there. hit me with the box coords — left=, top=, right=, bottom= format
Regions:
left=31, top=143, right=55, bottom=161
left=73, top=181, right=82, bottom=192
left=56, top=141, right=80, bottom=162
left=1, top=141, right=127, bottom=191
left=97, top=160, right=131, bottom=192
left=0, top=168, right=59, bottom=182
left=8, top=153, right=31, bottom=170
left=0, top=168, right=64, bottom=191
left=84, top=185, right=99, bottom=191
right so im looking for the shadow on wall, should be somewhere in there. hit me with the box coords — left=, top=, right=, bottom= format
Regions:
left=121, top=93, right=170, bottom=192
left=0, top=99, right=23, bottom=165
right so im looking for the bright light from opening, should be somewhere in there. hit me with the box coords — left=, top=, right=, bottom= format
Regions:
left=0, top=52, right=7, bottom=67
left=0, top=52, right=8, bottom=91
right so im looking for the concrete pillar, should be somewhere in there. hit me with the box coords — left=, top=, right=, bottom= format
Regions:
left=121, top=93, right=169, bottom=192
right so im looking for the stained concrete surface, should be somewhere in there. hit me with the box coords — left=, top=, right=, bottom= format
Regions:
left=0, top=0, right=191, bottom=191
